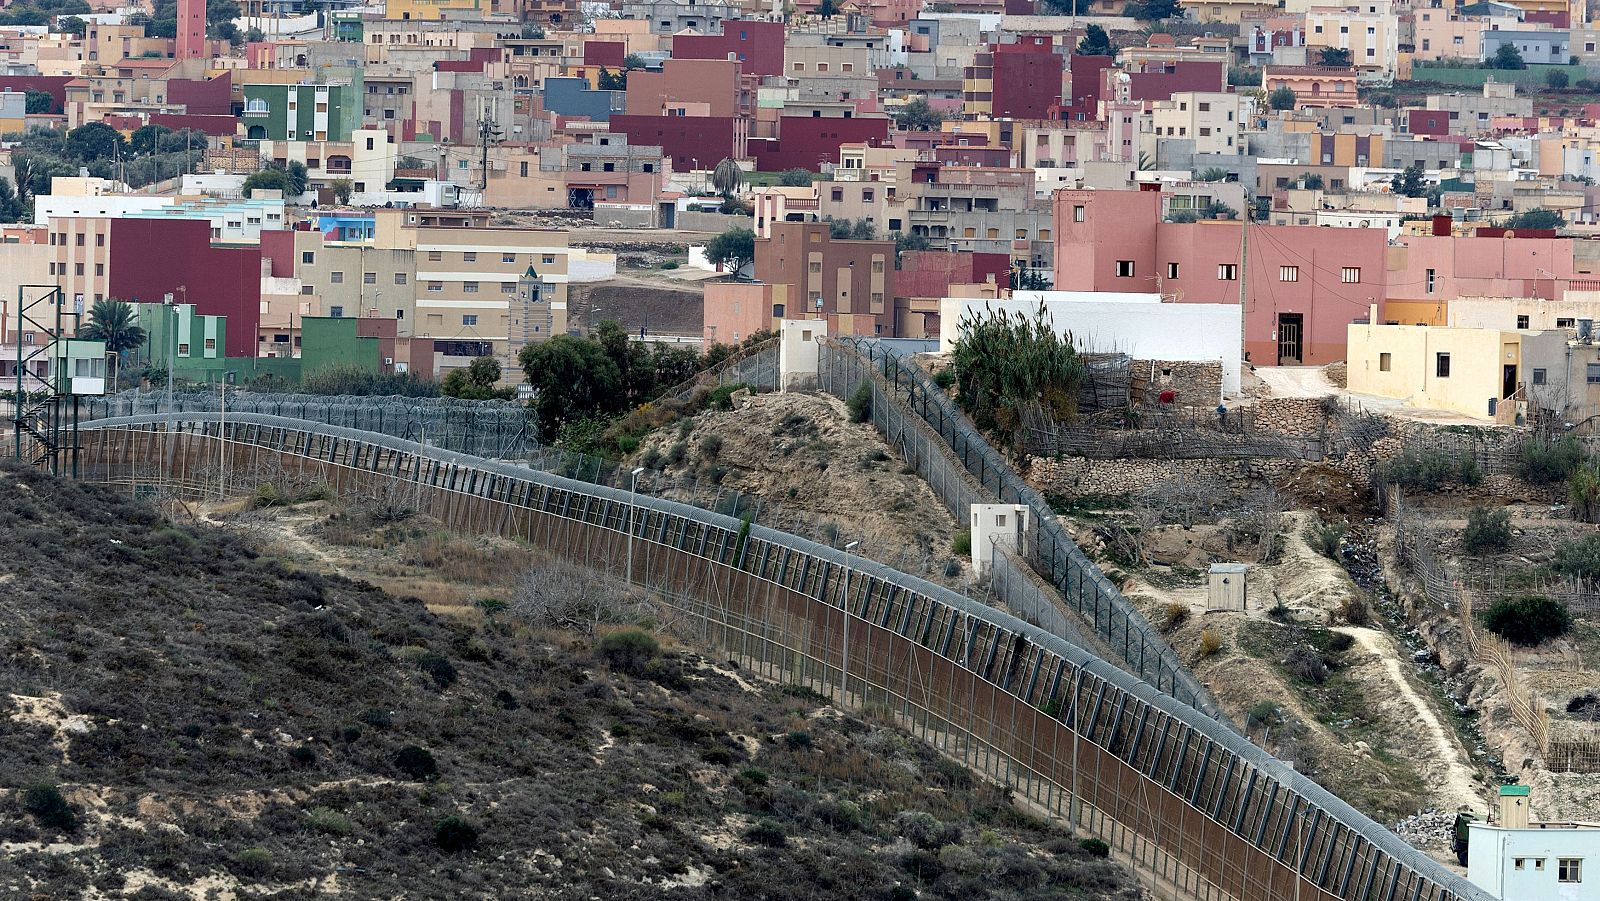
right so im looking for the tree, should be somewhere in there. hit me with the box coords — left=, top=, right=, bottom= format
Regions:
left=79, top=300, right=147, bottom=358
left=1391, top=163, right=1426, bottom=198
left=704, top=227, right=755, bottom=275
left=828, top=217, right=875, bottom=240
left=1297, top=172, right=1324, bottom=189
left=1492, top=43, right=1525, bottom=70
left=950, top=304, right=1084, bottom=441
left=1076, top=24, right=1113, bottom=57
left=520, top=22, right=544, bottom=38
left=711, top=157, right=743, bottom=199
left=1125, top=0, right=1178, bottom=17
left=1268, top=86, right=1297, bottom=110
left=0, top=177, right=21, bottom=223
left=129, top=124, right=171, bottom=156
left=24, top=89, right=54, bottom=114
left=241, top=168, right=292, bottom=197
left=283, top=160, right=308, bottom=196
left=1200, top=201, right=1238, bottom=220
left=1042, top=0, right=1092, bottom=11
left=441, top=356, right=513, bottom=399
left=1502, top=208, right=1563, bottom=230
left=245, top=25, right=264, bottom=41
left=65, top=122, right=125, bottom=162
left=596, top=67, right=627, bottom=91
left=518, top=335, right=622, bottom=436
left=1196, top=167, right=1229, bottom=182
left=893, top=97, right=945, bottom=132
left=817, top=0, right=838, bottom=17
left=1547, top=68, right=1570, bottom=90
left=331, top=177, right=353, bottom=204
left=1318, top=47, right=1351, bottom=68
left=778, top=168, right=814, bottom=187
left=1010, top=264, right=1052, bottom=291
left=622, top=52, right=646, bottom=70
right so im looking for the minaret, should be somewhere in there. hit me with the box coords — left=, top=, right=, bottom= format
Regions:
left=177, top=0, right=206, bottom=60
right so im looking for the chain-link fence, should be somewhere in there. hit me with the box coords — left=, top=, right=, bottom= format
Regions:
left=819, top=336, right=1219, bottom=719
left=84, top=389, right=538, bottom=458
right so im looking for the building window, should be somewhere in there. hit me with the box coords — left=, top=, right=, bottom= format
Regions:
left=1588, top=364, right=1600, bottom=384
left=95, top=263, right=103, bottom=276
left=1379, top=352, right=1391, bottom=372
left=330, top=306, right=344, bottom=318
left=330, top=271, right=344, bottom=284
left=428, top=250, right=442, bottom=261
left=1073, top=205, right=1085, bottom=222
left=463, top=252, right=476, bottom=262
left=96, top=234, right=104, bottom=247
left=1436, top=353, right=1451, bottom=378
left=204, top=338, right=216, bottom=350
left=1218, top=264, right=1238, bottom=280
left=1280, top=266, right=1300, bottom=282
left=301, top=286, right=315, bottom=295
left=303, top=251, right=315, bottom=264
left=74, top=263, right=84, bottom=276
left=428, top=281, right=443, bottom=292
left=177, top=343, right=189, bottom=355
left=463, top=314, right=478, bottom=326
left=1115, top=260, right=1135, bottom=277
left=1341, top=267, right=1361, bottom=283
left=1533, top=368, right=1547, bottom=385
left=872, top=260, right=884, bottom=273
left=395, top=273, right=408, bottom=285
left=1559, top=318, right=1578, bottom=328
left=503, top=253, right=516, bottom=263
left=1167, top=262, right=1180, bottom=279
left=502, top=283, right=517, bottom=294
left=463, top=282, right=479, bottom=293
left=1517, top=314, right=1530, bottom=329
left=364, top=272, right=377, bottom=284
left=1559, top=858, right=1582, bottom=882
left=1426, top=268, right=1436, bottom=293
left=809, top=262, right=822, bottom=273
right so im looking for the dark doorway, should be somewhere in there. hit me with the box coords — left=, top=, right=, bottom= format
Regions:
left=1503, top=364, right=1518, bottom=399
left=1277, top=313, right=1304, bottom=365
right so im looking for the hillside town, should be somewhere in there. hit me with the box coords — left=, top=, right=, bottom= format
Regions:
left=8, top=0, right=1600, bottom=898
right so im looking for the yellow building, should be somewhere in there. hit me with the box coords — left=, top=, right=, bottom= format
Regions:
left=1347, top=319, right=1522, bottom=418
left=385, top=0, right=483, bottom=20
left=1179, top=0, right=1281, bottom=25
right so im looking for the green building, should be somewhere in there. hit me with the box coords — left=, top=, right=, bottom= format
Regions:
left=299, top=316, right=383, bottom=378
left=241, top=79, right=361, bottom=143
left=134, top=303, right=301, bottom=385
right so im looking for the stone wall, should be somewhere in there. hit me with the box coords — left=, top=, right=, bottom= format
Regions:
left=1252, top=396, right=1330, bottom=437
left=1028, top=455, right=1300, bottom=498
left=1131, top=359, right=1224, bottom=406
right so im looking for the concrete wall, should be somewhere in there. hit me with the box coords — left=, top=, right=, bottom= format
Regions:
left=1346, top=323, right=1519, bottom=418
left=1466, top=823, right=1600, bottom=901
left=938, top=295, right=1242, bottom=396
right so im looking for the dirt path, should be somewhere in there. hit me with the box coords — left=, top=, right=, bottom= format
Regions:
left=1254, top=366, right=1337, bottom=398
left=1336, top=626, right=1483, bottom=814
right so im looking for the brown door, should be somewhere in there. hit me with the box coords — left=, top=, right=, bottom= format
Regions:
left=1277, top=313, right=1303, bottom=365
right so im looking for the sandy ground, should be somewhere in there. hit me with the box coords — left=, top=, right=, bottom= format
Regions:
left=1252, top=366, right=1494, bottom=425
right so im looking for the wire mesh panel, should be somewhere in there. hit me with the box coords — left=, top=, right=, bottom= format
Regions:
left=74, top=412, right=1493, bottom=901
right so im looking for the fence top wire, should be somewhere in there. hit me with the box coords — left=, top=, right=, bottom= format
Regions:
left=81, top=410, right=1495, bottom=901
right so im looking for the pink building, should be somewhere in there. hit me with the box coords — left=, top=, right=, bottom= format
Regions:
left=1388, top=234, right=1578, bottom=305
left=1263, top=65, right=1360, bottom=109
left=625, top=58, right=744, bottom=118
left=703, top=282, right=781, bottom=345
left=1053, top=189, right=1388, bottom=365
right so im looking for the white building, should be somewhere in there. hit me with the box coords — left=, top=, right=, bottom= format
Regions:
left=1149, top=91, right=1247, bottom=156
left=1467, top=785, right=1599, bottom=900
left=937, top=292, right=1243, bottom=396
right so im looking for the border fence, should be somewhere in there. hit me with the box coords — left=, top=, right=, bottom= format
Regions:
left=818, top=336, right=1219, bottom=718
left=74, top=412, right=1494, bottom=901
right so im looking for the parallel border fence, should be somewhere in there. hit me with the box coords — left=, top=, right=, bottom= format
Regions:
left=818, top=337, right=1218, bottom=718
left=74, top=412, right=1495, bottom=901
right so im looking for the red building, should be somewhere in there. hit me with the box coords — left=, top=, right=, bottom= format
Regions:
left=0, top=75, right=71, bottom=113
left=582, top=39, right=625, bottom=68
left=109, top=218, right=261, bottom=359
left=1063, top=55, right=1114, bottom=121
left=1409, top=109, right=1450, bottom=136
left=748, top=116, right=890, bottom=171
left=671, top=21, right=785, bottom=77
left=1125, top=61, right=1227, bottom=101
left=608, top=114, right=738, bottom=171
left=167, top=70, right=231, bottom=115
left=991, top=40, right=1063, bottom=120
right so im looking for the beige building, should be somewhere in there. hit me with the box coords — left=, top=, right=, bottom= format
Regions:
left=1305, top=2, right=1401, bottom=76
left=1347, top=318, right=1524, bottom=419
left=1149, top=91, right=1247, bottom=156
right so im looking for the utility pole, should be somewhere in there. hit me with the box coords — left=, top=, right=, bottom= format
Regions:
left=478, top=104, right=502, bottom=197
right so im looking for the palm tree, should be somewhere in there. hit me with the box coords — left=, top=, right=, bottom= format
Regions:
left=711, top=157, right=743, bottom=200
left=79, top=299, right=146, bottom=359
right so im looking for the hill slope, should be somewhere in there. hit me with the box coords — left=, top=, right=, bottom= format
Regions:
left=0, top=462, right=1141, bottom=900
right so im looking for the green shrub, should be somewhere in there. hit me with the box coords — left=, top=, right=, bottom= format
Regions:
left=744, top=819, right=788, bottom=847
left=1571, top=463, right=1600, bottom=523
left=699, top=434, right=724, bottom=458
left=1327, top=632, right=1355, bottom=654
left=433, top=816, right=479, bottom=852
left=640, top=447, right=663, bottom=469
left=1517, top=436, right=1585, bottom=484
left=933, top=368, right=956, bottom=390
left=598, top=628, right=660, bottom=674
left=288, top=744, right=317, bottom=765
left=847, top=381, right=873, bottom=423
left=233, top=847, right=272, bottom=879
left=1306, top=520, right=1345, bottom=559
left=1198, top=629, right=1224, bottom=658
left=783, top=730, right=813, bottom=749
left=707, top=382, right=748, bottom=411
left=1462, top=506, right=1512, bottom=555
left=1246, top=701, right=1281, bottom=730
left=394, top=745, right=439, bottom=781
left=737, top=767, right=769, bottom=787
left=952, top=532, right=972, bottom=556
left=22, top=783, right=75, bottom=830
left=415, top=652, right=458, bottom=689
left=1283, top=646, right=1329, bottom=684
left=1079, top=838, right=1111, bottom=858
left=666, top=441, right=688, bottom=466
left=1377, top=449, right=1482, bottom=491
left=1482, top=596, right=1572, bottom=645
left=1158, top=601, right=1190, bottom=632
left=1336, top=595, right=1370, bottom=626
left=616, top=434, right=641, bottom=455
left=307, top=806, right=353, bottom=835
left=1554, top=534, right=1600, bottom=581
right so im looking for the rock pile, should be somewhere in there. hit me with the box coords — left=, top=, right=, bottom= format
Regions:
left=1392, top=809, right=1457, bottom=851
left=1253, top=397, right=1330, bottom=437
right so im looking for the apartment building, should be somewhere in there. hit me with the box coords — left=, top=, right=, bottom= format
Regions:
left=242, top=79, right=362, bottom=142
left=1305, top=3, right=1401, bottom=76
left=1149, top=91, right=1246, bottom=156
left=754, top=221, right=894, bottom=338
